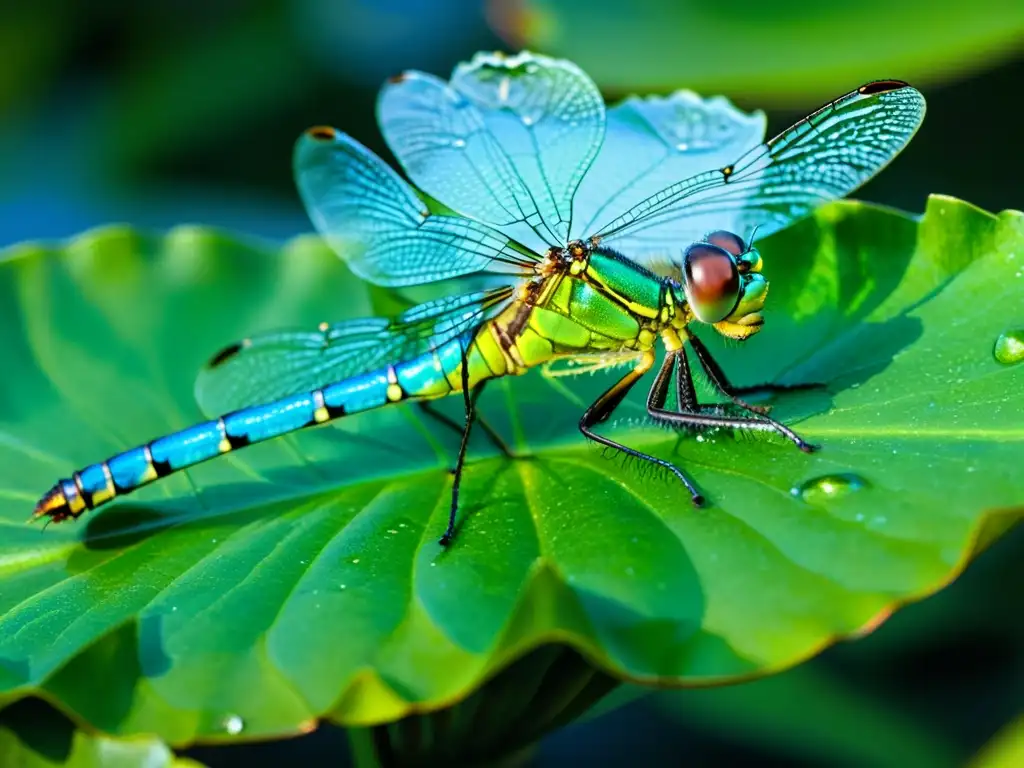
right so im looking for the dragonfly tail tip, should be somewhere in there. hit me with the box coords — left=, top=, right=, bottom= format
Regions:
left=29, top=484, right=72, bottom=525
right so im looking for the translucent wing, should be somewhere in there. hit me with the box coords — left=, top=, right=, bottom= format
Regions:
left=592, top=82, right=926, bottom=254
left=572, top=91, right=765, bottom=257
left=194, top=287, right=514, bottom=417
left=294, top=127, right=537, bottom=287
left=378, top=51, right=605, bottom=251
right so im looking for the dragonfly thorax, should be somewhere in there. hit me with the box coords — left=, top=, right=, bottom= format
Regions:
left=541, top=238, right=597, bottom=277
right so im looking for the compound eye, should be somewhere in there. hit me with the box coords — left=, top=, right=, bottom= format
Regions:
left=683, top=243, right=741, bottom=323
left=706, top=230, right=746, bottom=257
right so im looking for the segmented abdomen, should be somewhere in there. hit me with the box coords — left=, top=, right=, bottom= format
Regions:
left=33, top=330, right=505, bottom=523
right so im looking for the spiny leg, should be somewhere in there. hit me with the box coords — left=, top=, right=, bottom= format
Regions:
left=417, top=386, right=517, bottom=460
left=686, top=334, right=772, bottom=413
left=687, top=334, right=821, bottom=414
left=656, top=348, right=816, bottom=453
left=579, top=352, right=705, bottom=506
left=439, top=347, right=478, bottom=547
left=673, top=350, right=697, bottom=412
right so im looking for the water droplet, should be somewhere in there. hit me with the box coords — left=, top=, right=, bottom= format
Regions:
left=674, top=142, right=690, bottom=151
left=451, top=138, right=466, bottom=148
left=387, top=529, right=398, bottom=535
left=993, top=330, right=1024, bottom=365
left=521, top=115, right=535, bottom=126
left=339, top=584, right=347, bottom=590
left=791, top=473, right=869, bottom=504
left=351, top=558, right=360, bottom=564
left=695, top=434, right=705, bottom=443
left=222, top=715, right=244, bottom=735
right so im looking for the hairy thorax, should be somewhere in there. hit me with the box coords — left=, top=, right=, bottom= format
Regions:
left=485, top=241, right=678, bottom=374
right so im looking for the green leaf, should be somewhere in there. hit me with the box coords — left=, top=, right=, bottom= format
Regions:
left=492, top=1, right=1024, bottom=104
left=969, top=714, right=1024, bottom=768
left=0, top=698, right=198, bottom=768
left=0, top=196, right=1020, bottom=747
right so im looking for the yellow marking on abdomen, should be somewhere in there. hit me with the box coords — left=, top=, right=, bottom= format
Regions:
left=67, top=476, right=88, bottom=514
left=386, top=365, right=404, bottom=402
left=217, top=418, right=232, bottom=453
left=90, top=463, right=117, bottom=505
left=312, top=389, right=330, bottom=423
left=141, top=445, right=160, bottom=481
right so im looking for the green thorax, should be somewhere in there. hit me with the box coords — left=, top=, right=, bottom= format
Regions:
left=486, top=247, right=679, bottom=373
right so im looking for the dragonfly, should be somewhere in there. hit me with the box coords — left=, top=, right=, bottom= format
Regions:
left=32, top=52, right=925, bottom=545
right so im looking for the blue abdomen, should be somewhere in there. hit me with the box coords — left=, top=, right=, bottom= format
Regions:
left=31, top=340, right=477, bottom=524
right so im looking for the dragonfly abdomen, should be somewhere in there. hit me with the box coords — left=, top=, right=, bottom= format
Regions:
left=32, top=332, right=501, bottom=525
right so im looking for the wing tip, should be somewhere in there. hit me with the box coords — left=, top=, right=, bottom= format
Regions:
left=858, top=79, right=912, bottom=96
left=207, top=339, right=250, bottom=369
left=305, top=126, right=338, bottom=142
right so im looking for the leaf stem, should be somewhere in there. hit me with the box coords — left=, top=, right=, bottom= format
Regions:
left=347, top=727, right=384, bottom=768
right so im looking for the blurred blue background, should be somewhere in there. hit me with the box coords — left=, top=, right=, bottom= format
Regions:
left=1, top=0, right=1021, bottom=249
left=1, top=1, right=1020, bottom=765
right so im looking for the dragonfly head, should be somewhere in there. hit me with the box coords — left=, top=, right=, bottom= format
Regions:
left=680, top=230, right=768, bottom=341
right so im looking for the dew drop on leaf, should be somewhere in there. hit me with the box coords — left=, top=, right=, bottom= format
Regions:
left=993, top=330, right=1024, bottom=365
left=222, top=714, right=244, bottom=735
left=790, top=473, right=869, bottom=504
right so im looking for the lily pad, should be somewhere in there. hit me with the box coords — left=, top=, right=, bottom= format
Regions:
left=0, top=195, right=1021, bottom=746
left=0, top=698, right=197, bottom=768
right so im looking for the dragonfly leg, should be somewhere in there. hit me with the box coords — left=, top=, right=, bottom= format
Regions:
left=439, top=349, right=478, bottom=547
left=687, top=334, right=822, bottom=412
left=686, top=334, right=773, bottom=414
left=417, top=387, right=517, bottom=459
left=579, top=351, right=705, bottom=506
left=655, top=349, right=817, bottom=453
